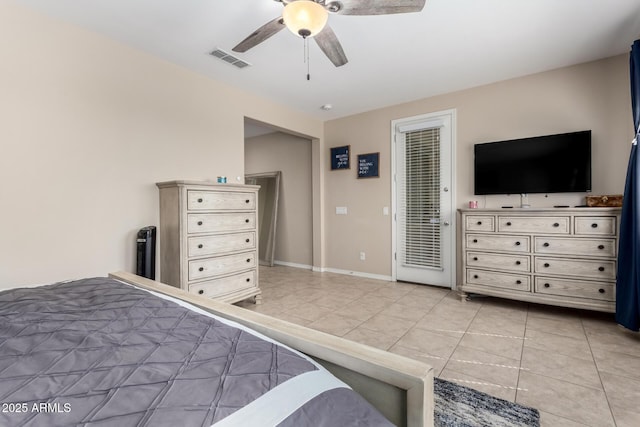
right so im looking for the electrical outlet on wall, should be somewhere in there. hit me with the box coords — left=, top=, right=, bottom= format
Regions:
left=359, top=252, right=366, bottom=261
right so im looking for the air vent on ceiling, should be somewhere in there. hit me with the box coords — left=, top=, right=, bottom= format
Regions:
left=210, top=48, right=251, bottom=69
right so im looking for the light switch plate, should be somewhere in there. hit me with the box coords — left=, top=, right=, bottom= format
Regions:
left=336, top=207, right=348, bottom=215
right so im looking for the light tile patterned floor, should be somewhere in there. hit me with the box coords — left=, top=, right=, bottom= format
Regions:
left=238, top=266, right=640, bottom=427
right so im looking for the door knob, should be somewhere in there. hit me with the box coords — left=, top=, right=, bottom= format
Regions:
left=443, top=221, right=450, bottom=226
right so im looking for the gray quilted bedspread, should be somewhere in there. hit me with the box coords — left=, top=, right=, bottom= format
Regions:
left=0, top=278, right=319, bottom=426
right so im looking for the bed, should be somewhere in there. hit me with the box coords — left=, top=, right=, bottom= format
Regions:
left=0, top=271, right=434, bottom=426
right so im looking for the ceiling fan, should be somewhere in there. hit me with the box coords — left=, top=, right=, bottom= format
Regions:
left=232, top=0, right=427, bottom=67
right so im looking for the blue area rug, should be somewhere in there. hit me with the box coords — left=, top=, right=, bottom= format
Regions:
left=435, top=378, right=540, bottom=427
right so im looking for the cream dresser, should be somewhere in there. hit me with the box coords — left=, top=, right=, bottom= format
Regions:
left=156, top=181, right=261, bottom=304
left=459, top=207, right=621, bottom=312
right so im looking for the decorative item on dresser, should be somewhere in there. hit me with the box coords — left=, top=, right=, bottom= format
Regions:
left=156, top=180, right=261, bottom=304
left=458, top=207, right=621, bottom=312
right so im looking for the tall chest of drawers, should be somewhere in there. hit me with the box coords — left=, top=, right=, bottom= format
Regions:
left=156, top=181, right=261, bottom=304
left=459, top=208, right=621, bottom=312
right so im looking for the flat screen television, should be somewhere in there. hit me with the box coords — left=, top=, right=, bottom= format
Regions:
left=474, top=130, right=592, bottom=195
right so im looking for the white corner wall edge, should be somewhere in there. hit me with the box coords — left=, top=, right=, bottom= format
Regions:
left=274, top=261, right=394, bottom=282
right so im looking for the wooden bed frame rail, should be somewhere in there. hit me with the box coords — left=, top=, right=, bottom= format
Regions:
left=110, top=271, right=434, bottom=427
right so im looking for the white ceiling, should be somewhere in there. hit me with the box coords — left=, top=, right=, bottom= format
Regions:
left=14, top=0, right=640, bottom=120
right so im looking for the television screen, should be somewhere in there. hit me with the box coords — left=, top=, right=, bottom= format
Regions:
left=474, top=131, right=592, bottom=195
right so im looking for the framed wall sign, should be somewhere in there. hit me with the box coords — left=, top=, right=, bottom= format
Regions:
left=357, top=152, right=379, bottom=178
left=330, top=145, right=350, bottom=170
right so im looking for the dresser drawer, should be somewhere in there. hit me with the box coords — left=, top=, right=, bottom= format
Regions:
left=189, top=270, right=257, bottom=298
left=574, top=216, right=617, bottom=236
left=498, top=216, right=570, bottom=234
left=467, top=234, right=530, bottom=252
left=535, top=277, right=614, bottom=301
left=188, top=251, right=257, bottom=281
left=466, top=252, right=530, bottom=272
left=188, top=232, right=256, bottom=257
left=534, top=237, right=616, bottom=257
left=187, top=190, right=256, bottom=211
left=466, top=269, right=531, bottom=291
left=534, top=257, right=616, bottom=280
left=465, top=215, right=495, bottom=232
left=187, top=213, right=256, bottom=234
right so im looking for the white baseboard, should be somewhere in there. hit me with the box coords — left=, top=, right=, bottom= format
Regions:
left=272, top=261, right=393, bottom=282
left=319, top=267, right=393, bottom=282
left=273, top=260, right=313, bottom=270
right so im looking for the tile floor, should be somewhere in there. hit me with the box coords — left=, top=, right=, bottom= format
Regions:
left=238, top=266, right=640, bottom=427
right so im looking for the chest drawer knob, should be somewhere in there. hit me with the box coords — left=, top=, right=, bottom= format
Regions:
left=599, top=288, right=605, bottom=294
left=246, top=239, right=250, bottom=243
left=197, top=221, right=203, bottom=226
left=473, top=239, right=478, bottom=243
left=245, top=219, right=250, bottom=223
left=477, top=221, right=482, bottom=225
left=246, top=199, right=250, bottom=204
left=246, top=278, right=251, bottom=282
left=515, top=260, right=521, bottom=265
left=246, top=258, right=251, bottom=263
left=506, top=222, right=512, bottom=226
left=544, top=263, right=550, bottom=268
left=198, top=244, right=204, bottom=249
left=198, top=267, right=204, bottom=272
left=197, top=198, right=203, bottom=203
left=543, top=242, right=550, bottom=247
left=598, top=245, right=605, bottom=250
left=553, top=223, right=560, bottom=227
left=544, top=283, right=550, bottom=288
left=473, top=257, right=478, bottom=261
left=598, top=266, right=605, bottom=272
left=592, top=223, right=598, bottom=228
left=516, top=280, right=522, bottom=284
left=198, top=289, right=204, bottom=295
left=515, top=241, right=521, bottom=246
left=473, top=274, right=479, bottom=279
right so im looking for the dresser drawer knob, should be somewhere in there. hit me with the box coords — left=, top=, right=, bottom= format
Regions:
left=246, top=278, right=251, bottom=282
left=544, top=283, right=550, bottom=288
left=473, top=274, right=479, bottom=279
left=198, top=267, right=204, bottom=272
left=515, top=241, right=521, bottom=246
left=516, top=280, right=522, bottom=284
left=197, top=198, right=203, bottom=203
left=473, top=239, right=478, bottom=243
left=515, top=261, right=521, bottom=265
left=198, top=244, right=203, bottom=249
left=598, top=245, right=605, bottom=250
left=246, top=239, right=250, bottom=243
left=245, top=219, right=250, bottom=223
left=506, top=222, right=512, bottom=226
left=598, top=266, right=605, bottom=272
left=245, top=199, right=250, bottom=204
left=543, top=242, right=550, bottom=247
left=553, top=223, right=560, bottom=227
left=246, top=258, right=251, bottom=263
left=477, top=221, right=482, bottom=225
left=198, top=290, right=204, bottom=295
left=599, top=288, right=605, bottom=294
left=197, top=221, right=203, bottom=226
left=544, top=263, right=550, bottom=268
left=473, top=257, right=478, bottom=261
left=591, top=223, right=598, bottom=228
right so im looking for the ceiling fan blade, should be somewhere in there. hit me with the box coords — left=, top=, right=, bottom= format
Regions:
left=331, top=0, right=426, bottom=15
left=314, top=25, right=348, bottom=67
left=232, top=17, right=286, bottom=53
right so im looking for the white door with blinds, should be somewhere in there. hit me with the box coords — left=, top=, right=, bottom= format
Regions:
left=392, top=110, right=455, bottom=288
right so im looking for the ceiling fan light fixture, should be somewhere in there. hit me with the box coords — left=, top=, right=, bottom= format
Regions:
left=282, top=0, right=328, bottom=38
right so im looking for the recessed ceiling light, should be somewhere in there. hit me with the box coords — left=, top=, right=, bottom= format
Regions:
left=321, top=104, right=333, bottom=110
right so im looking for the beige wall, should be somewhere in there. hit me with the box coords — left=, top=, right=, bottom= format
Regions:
left=0, top=2, right=323, bottom=287
left=324, top=54, right=634, bottom=278
left=245, top=132, right=313, bottom=267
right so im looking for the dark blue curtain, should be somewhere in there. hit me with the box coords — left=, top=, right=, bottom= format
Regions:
left=616, top=39, right=640, bottom=331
